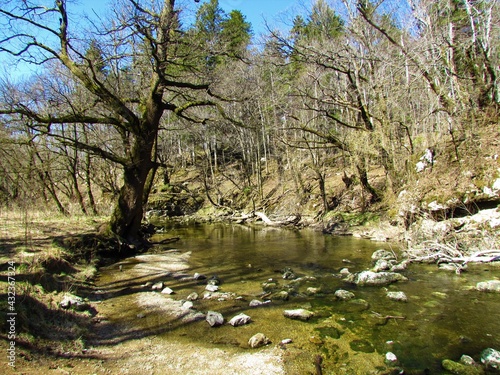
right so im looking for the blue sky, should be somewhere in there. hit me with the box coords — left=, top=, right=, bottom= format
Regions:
left=77, top=0, right=310, bottom=37
left=217, top=0, right=309, bottom=36
left=1, top=0, right=311, bottom=79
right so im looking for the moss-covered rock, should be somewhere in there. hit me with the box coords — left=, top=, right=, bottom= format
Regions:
left=442, top=359, right=484, bottom=375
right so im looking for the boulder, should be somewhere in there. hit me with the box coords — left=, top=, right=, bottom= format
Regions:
left=248, top=333, right=271, bottom=348
left=476, top=280, right=500, bottom=293
left=481, top=348, right=500, bottom=370
left=346, top=271, right=408, bottom=286
left=206, top=311, right=224, bottom=327
left=283, top=308, right=314, bottom=321
left=228, top=313, right=251, bottom=327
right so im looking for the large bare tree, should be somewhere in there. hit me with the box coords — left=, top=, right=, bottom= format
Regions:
left=0, top=0, right=220, bottom=245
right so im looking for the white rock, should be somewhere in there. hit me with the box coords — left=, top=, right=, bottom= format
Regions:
left=492, top=178, right=500, bottom=191
left=385, top=352, right=398, bottom=363
left=161, top=287, right=174, bottom=294
left=481, top=348, right=500, bottom=369
left=283, top=309, right=314, bottom=321
left=476, top=280, right=500, bottom=292
left=205, top=311, right=224, bottom=327
left=205, top=284, right=219, bottom=292
left=151, top=281, right=164, bottom=290
left=334, top=289, right=355, bottom=301
left=386, top=291, right=408, bottom=302
left=228, top=313, right=251, bottom=327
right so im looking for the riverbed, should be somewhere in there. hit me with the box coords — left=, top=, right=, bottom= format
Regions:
left=95, top=223, right=500, bottom=374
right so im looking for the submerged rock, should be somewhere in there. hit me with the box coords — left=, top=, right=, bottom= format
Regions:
left=272, top=291, right=289, bottom=301
left=476, top=280, right=500, bottom=293
left=391, top=260, right=410, bottom=271
left=441, top=359, right=484, bottom=375
left=460, top=355, right=476, bottom=366
left=186, top=292, right=199, bottom=301
left=334, top=289, right=355, bottom=301
left=228, top=313, right=251, bottom=327
left=386, top=291, right=408, bottom=302
left=372, top=259, right=396, bottom=272
left=281, top=267, right=296, bottom=279
left=481, top=348, right=500, bottom=369
left=283, top=308, right=314, bottom=321
left=306, top=287, right=321, bottom=295
left=206, top=311, right=224, bottom=327
left=346, top=271, right=408, bottom=286
left=203, top=291, right=237, bottom=300
left=248, top=333, right=271, bottom=348
left=249, top=299, right=270, bottom=307
left=385, top=352, right=398, bottom=365
left=371, top=249, right=396, bottom=261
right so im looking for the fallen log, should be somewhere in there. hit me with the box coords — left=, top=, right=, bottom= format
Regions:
left=255, top=211, right=301, bottom=226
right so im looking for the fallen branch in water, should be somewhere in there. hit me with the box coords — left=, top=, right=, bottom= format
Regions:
left=150, top=237, right=180, bottom=245
left=407, top=240, right=500, bottom=265
left=371, top=311, right=406, bottom=321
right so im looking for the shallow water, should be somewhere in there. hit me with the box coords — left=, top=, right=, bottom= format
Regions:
left=97, top=223, right=500, bottom=374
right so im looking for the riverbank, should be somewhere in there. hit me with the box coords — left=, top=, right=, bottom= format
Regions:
left=1, top=205, right=500, bottom=374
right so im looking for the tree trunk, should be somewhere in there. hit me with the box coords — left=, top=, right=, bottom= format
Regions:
left=109, top=133, right=155, bottom=243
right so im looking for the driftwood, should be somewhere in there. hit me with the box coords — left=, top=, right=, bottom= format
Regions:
left=150, top=237, right=180, bottom=245
left=371, top=311, right=406, bottom=321
left=407, top=240, right=500, bottom=266
left=231, top=211, right=301, bottom=227
left=254, top=211, right=301, bottom=226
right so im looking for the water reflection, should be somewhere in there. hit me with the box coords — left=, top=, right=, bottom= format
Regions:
left=143, top=223, right=500, bottom=373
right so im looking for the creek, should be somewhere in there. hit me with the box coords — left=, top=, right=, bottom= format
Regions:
left=96, top=223, right=500, bottom=374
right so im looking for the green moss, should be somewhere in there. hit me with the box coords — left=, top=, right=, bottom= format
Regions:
left=337, top=212, right=380, bottom=226
left=441, top=359, right=484, bottom=375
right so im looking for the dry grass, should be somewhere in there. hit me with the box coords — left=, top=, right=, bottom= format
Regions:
left=0, top=209, right=106, bottom=350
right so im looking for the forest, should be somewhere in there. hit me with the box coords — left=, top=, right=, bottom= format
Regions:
left=0, top=0, right=499, bottom=246
left=1, top=1, right=500, bottom=373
